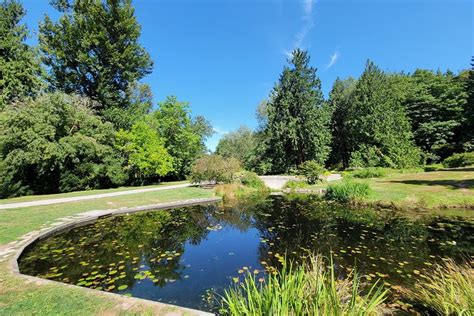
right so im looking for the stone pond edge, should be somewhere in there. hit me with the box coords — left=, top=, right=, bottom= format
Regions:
left=8, top=197, right=222, bottom=316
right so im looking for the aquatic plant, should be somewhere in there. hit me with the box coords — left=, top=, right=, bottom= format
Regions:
left=220, top=255, right=389, bottom=315
left=406, top=259, right=474, bottom=315
left=325, top=181, right=371, bottom=203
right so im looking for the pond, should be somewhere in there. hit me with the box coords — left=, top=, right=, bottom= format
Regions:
left=18, top=195, right=474, bottom=312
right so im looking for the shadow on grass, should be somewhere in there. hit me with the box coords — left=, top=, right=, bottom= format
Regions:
left=437, top=167, right=474, bottom=172
left=389, top=179, right=474, bottom=189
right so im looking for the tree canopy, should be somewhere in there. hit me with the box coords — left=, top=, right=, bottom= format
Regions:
left=263, top=49, right=331, bottom=173
left=0, top=93, right=127, bottom=197
left=0, top=0, right=43, bottom=109
left=39, top=0, right=152, bottom=122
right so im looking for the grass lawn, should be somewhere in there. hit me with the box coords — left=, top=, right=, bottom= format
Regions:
left=0, top=186, right=215, bottom=315
left=366, top=168, right=473, bottom=208
left=0, top=180, right=188, bottom=205
left=315, top=167, right=474, bottom=209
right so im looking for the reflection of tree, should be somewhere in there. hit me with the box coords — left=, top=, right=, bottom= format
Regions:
left=251, top=195, right=474, bottom=287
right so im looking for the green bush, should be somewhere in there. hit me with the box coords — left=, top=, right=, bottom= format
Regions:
left=284, top=180, right=309, bottom=189
left=298, top=160, right=325, bottom=184
left=442, top=152, right=474, bottom=168
left=189, top=155, right=241, bottom=184
left=325, top=181, right=371, bottom=203
left=423, top=164, right=443, bottom=172
left=0, top=93, right=127, bottom=198
left=351, top=167, right=387, bottom=178
left=233, top=171, right=266, bottom=189
left=220, top=255, right=388, bottom=315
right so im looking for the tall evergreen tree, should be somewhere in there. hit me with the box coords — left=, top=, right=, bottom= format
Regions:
left=327, top=77, right=356, bottom=168
left=461, top=58, right=474, bottom=151
left=39, top=0, right=152, bottom=121
left=264, top=49, right=331, bottom=173
left=0, top=0, right=42, bottom=109
left=347, top=61, right=420, bottom=168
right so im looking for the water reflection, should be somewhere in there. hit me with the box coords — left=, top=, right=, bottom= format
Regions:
left=19, top=195, right=473, bottom=311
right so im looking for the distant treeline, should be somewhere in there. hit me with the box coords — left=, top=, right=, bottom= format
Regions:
left=1, top=1, right=472, bottom=198
left=0, top=0, right=212, bottom=198
left=217, top=50, right=473, bottom=174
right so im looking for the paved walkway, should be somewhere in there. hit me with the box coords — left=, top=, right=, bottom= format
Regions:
left=0, top=183, right=192, bottom=210
left=259, top=176, right=299, bottom=190
left=259, top=174, right=342, bottom=190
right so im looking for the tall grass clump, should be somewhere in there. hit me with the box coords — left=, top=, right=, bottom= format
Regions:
left=406, top=259, right=473, bottom=315
left=325, top=181, right=371, bottom=203
left=220, top=256, right=388, bottom=315
left=351, top=168, right=387, bottom=179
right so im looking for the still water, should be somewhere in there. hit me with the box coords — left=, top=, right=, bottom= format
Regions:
left=19, top=195, right=473, bottom=311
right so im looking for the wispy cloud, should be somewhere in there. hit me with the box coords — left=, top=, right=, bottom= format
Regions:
left=284, top=0, right=316, bottom=55
left=302, top=0, right=314, bottom=19
left=213, top=126, right=228, bottom=136
left=326, top=51, right=339, bottom=69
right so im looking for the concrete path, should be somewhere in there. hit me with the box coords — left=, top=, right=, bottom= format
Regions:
left=259, top=174, right=342, bottom=190
left=259, top=176, right=299, bottom=190
left=0, top=183, right=192, bottom=210
left=326, top=173, right=342, bottom=181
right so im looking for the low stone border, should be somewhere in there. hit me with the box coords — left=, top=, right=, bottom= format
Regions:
left=6, top=197, right=222, bottom=315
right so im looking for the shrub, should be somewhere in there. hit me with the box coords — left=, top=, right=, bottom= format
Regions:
left=423, top=164, right=443, bottom=172
left=351, top=167, right=387, bottom=179
left=284, top=180, right=309, bottom=189
left=298, top=160, right=325, bottom=184
left=0, top=93, right=127, bottom=198
left=219, top=255, right=388, bottom=315
left=189, top=155, right=241, bottom=184
left=442, top=152, right=474, bottom=168
left=325, top=181, right=371, bottom=203
left=232, top=171, right=266, bottom=189
left=406, top=259, right=473, bottom=315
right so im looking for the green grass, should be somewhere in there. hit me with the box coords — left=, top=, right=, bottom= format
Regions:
left=220, top=255, right=389, bottom=315
left=317, top=168, right=473, bottom=209
left=0, top=187, right=213, bottom=244
left=405, top=259, right=473, bottom=315
left=0, top=185, right=214, bottom=315
left=0, top=180, right=188, bottom=204
left=366, top=168, right=474, bottom=208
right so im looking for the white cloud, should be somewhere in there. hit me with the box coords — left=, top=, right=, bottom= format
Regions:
left=302, top=0, right=314, bottom=19
left=326, top=51, right=340, bottom=69
left=285, top=0, right=317, bottom=55
left=213, top=126, right=228, bottom=136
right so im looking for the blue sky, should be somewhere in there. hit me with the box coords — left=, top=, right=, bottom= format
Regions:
left=21, top=0, right=472, bottom=150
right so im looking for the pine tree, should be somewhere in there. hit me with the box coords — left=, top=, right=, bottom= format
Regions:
left=0, top=0, right=43, bottom=109
left=264, top=49, right=331, bottom=173
left=39, top=0, right=153, bottom=118
left=347, top=61, right=420, bottom=168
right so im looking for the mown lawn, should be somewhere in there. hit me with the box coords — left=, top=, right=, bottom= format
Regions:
left=366, top=168, right=473, bottom=208
left=0, top=180, right=188, bottom=205
left=309, top=167, right=474, bottom=209
left=0, top=186, right=215, bottom=315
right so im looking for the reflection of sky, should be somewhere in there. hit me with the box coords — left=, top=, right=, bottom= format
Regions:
left=130, top=225, right=263, bottom=310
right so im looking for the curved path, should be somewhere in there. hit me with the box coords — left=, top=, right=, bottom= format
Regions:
left=259, top=175, right=299, bottom=190
left=0, top=183, right=192, bottom=210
